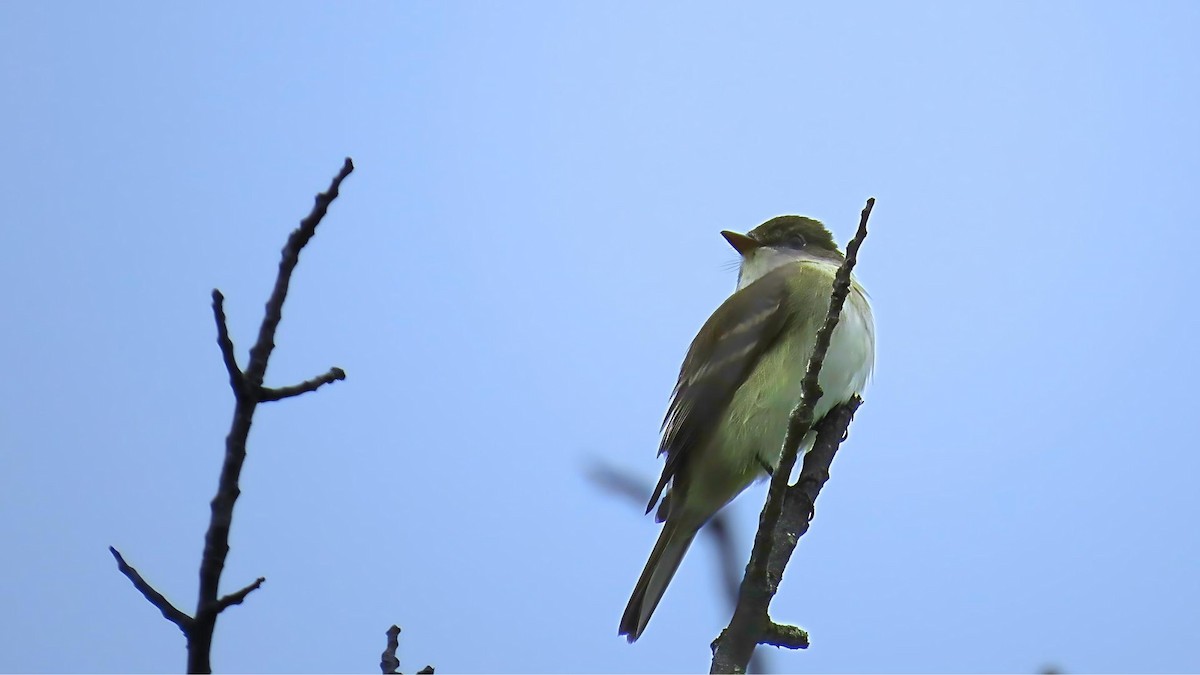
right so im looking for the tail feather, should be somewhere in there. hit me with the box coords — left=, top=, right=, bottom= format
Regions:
left=619, top=520, right=699, bottom=642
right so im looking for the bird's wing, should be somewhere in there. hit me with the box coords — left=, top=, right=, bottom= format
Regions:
left=647, top=266, right=799, bottom=516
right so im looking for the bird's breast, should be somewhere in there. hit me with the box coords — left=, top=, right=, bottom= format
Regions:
left=706, top=288, right=874, bottom=488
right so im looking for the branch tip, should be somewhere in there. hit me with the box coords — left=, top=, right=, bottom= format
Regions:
left=762, top=621, right=810, bottom=650
left=259, top=366, right=347, bottom=402
left=214, top=576, right=266, bottom=613
left=211, top=287, right=245, bottom=395
left=108, top=546, right=193, bottom=633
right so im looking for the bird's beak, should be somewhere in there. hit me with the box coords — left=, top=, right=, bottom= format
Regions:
left=721, top=230, right=761, bottom=256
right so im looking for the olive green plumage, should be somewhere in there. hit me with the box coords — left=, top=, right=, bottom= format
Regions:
left=746, top=215, right=841, bottom=254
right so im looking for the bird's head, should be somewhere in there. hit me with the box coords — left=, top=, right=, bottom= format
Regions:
left=721, top=216, right=842, bottom=289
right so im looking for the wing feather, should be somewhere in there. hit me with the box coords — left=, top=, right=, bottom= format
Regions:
left=646, top=269, right=794, bottom=514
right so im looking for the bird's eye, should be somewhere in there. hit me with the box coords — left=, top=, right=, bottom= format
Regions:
left=791, top=234, right=807, bottom=247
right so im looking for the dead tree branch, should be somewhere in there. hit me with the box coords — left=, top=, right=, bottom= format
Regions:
left=109, top=158, right=354, bottom=674
left=588, top=462, right=772, bottom=673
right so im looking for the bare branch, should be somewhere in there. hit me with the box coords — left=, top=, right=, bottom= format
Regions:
left=259, top=367, right=346, bottom=402
left=214, top=576, right=266, bottom=613
left=211, top=290, right=245, bottom=396
left=711, top=198, right=875, bottom=673
left=109, top=546, right=192, bottom=633
left=188, top=158, right=354, bottom=673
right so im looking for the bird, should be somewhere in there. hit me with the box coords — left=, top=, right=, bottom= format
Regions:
left=619, top=215, right=875, bottom=642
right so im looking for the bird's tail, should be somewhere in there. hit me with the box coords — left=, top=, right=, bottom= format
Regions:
left=619, top=519, right=699, bottom=642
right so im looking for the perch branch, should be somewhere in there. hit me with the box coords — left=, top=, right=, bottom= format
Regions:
left=710, top=198, right=874, bottom=673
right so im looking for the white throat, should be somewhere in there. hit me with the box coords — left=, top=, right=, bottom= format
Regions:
left=737, top=247, right=815, bottom=289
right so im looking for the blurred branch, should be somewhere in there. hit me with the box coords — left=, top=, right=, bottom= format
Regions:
left=109, top=158, right=354, bottom=674
left=381, top=625, right=434, bottom=675
left=710, top=198, right=874, bottom=674
left=587, top=463, right=770, bottom=674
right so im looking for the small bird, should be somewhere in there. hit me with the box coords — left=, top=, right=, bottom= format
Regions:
left=619, top=215, right=875, bottom=642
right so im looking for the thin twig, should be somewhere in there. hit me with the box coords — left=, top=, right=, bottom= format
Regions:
left=710, top=198, right=875, bottom=674
left=214, top=577, right=266, bottom=613
left=211, top=290, right=244, bottom=395
left=259, top=367, right=346, bottom=402
left=109, top=546, right=193, bottom=633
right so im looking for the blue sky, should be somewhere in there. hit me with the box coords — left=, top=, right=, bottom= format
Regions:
left=2, top=1, right=1198, bottom=672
